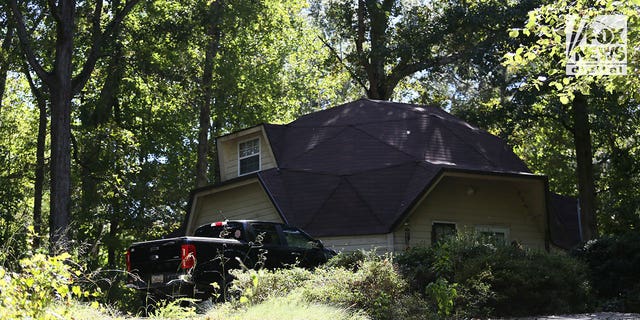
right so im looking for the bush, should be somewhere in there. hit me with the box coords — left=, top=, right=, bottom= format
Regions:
left=229, top=253, right=435, bottom=320
left=0, top=253, right=99, bottom=319
left=397, top=233, right=593, bottom=318
left=573, top=233, right=640, bottom=312
left=303, top=254, right=433, bottom=320
left=229, top=267, right=313, bottom=305
left=325, top=250, right=369, bottom=270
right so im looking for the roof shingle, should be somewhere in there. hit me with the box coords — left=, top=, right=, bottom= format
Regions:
left=259, top=99, right=534, bottom=236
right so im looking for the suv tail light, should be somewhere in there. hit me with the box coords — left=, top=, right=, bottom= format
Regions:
left=181, top=244, right=196, bottom=269
left=125, top=249, right=131, bottom=272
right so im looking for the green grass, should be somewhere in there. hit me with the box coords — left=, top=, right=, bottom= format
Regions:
left=204, top=295, right=369, bottom=320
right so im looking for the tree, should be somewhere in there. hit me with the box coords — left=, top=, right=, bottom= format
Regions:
left=0, top=4, right=15, bottom=112
left=9, top=0, right=139, bottom=249
left=504, top=0, right=639, bottom=239
left=312, top=0, right=539, bottom=100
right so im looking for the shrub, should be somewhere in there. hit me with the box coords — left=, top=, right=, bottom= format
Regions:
left=229, top=252, right=435, bottom=320
left=229, top=267, right=313, bottom=305
left=0, top=253, right=99, bottom=319
left=397, top=232, right=593, bottom=318
left=573, top=233, right=640, bottom=312
left=325, top=250, right=370, bottom=270
left=487, top=247, right=592, bottom=316
left=303, top=255, right=432, bottom=320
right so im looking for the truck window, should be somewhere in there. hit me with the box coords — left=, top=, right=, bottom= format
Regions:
left=250, top=223, right=281, bottom=246
left=194, top=222, right=244, bottom=240
left=282, top=226, right=314, bottom=249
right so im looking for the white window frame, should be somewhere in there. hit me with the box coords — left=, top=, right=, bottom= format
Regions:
left=238, top=137, right=261, bottom=176
left=475, top=225, right=510, bottom=243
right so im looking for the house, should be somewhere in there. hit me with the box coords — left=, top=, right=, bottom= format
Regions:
left=177, top=99, right=581, bottom=252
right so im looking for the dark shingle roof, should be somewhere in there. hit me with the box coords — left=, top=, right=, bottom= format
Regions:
left=258, top=99, right=535, bottom=236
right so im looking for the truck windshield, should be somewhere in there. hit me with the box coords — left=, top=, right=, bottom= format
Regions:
left=194, top=222, right=244, bottom=240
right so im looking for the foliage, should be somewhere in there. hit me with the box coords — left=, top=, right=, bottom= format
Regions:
left=503, top=0, right=640, bottom=236
left=229, top=253, right=432, bottom=320
left=303, top=256, right=409, bottom=320
left=573, top=233, right=640, bottom=312
left=0, top=253, right=100, bottom=319
left=310, top=0, right=539, bottom=100
left=425, top=278, right=457, bottom=317
left=504, top=0, right=640, bottom=102
left=324, top=249, right=371, bottom=270
left=146, top=298, right=198, bottom=319
left=0, top=74, right=40, bottom=269
left=397, top=232, right=593, bottom=318
left=230, top=267, right=313, bottom=305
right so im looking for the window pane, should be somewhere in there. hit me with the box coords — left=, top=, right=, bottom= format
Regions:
left=194, top=222, right=243, bottom=239
left=239, top=139, right=259, bottom=158
left=282, top=227, right=314, bottom=249
left=240, top=155, right=260, bottom=175
left=251, top=223, right=280, bottom=246
left=432, top=223, right=456, bottom=244
left=480, top=231, right=506, bottom=243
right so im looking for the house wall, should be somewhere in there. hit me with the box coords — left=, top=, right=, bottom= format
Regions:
left=218, top=127, right=277, bottom=182
left=186, top=180, right=282, bottom=235
left=392, top=175, right=547, bottom=251
left=318, top=234, right=393, bottom=253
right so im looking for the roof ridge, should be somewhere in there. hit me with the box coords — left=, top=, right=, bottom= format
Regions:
left=301, top=178, right=346, bottom=230
left=426, top=115, right=499, bottom=168
left=342, top=178, right=386, bottom=225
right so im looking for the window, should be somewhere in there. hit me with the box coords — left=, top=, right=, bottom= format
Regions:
left=250, top=223, right=281, bottom=246
left=432, top=222, right=456, bottom=244
left=282, top=226, right=315, bottom=249
left=238, top=138, right=260, bottom=175
left=475, top=226, right=509, bottom=244
left=194, top=222, right=244, bottom=240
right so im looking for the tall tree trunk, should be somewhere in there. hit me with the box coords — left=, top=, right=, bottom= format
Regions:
left=33, top=97, right=46, bottom=248
left=572, top=92, right=597, bottom=241
left=196, top=1, right=223, bottom=188
left=24, top=64, right=47, bottom=249
left=48, top=1, right=74, bottom=249
left=0, top=10, right=13, bottom=113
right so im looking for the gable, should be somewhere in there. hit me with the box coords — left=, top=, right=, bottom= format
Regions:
left=185, top=178, right=282, bottom=235
left=216, top=125, right=277, bottom=181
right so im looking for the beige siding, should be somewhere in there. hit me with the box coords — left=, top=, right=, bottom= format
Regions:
left=186, top=181, right=282, bottom=235
left=319, top=234, right=392, bottom=253
left=393, top=175, right=547, bottom=251
left=218, top=127, right=277, bottom=182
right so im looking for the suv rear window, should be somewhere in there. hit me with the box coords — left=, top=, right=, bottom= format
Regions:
left=194, top=222, right=244, bottom=240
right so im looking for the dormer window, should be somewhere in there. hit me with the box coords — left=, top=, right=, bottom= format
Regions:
left=238, top=138, right=260, bottom=175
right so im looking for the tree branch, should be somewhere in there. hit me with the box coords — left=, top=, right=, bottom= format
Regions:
left=72, top=0, right=140, bottom=94
left=387, top=54, right=461, bottom=92
left=22, top=61, right=46, bottom=108
left=9, top=0, right=51, bottom=86
left=318, top=35, right=368, bottom=92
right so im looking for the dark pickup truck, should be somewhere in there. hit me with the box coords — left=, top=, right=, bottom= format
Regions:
left=126, top=220, right=335, bottom=300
